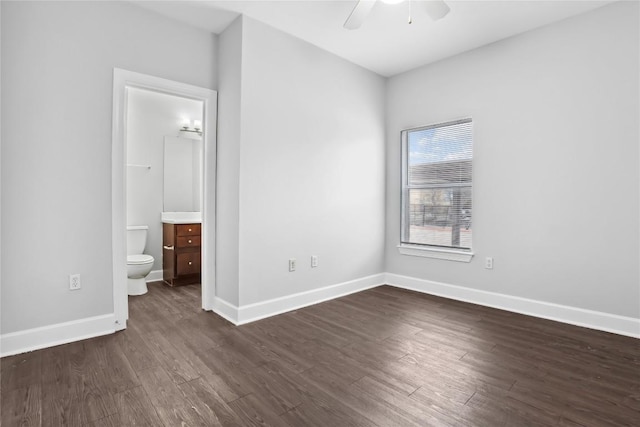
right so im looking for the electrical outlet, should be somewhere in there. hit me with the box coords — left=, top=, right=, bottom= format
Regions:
left=289, top=258, right=296, bottom=272
left=311, top=255, right=318, bottom=268
left=485, top=257, right=493, bottom=270
left=69, top=274, right=81, bottom=290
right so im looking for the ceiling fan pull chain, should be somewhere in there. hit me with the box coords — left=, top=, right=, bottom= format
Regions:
left=408, top=0, right=413, bottom=24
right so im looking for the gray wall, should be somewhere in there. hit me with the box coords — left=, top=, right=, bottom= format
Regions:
left=2, top=0, right=637, bottom=339
left=216, top=16, right=243, bottom=306
left=216, top=17, right=386, bottom=307
left=0, top=3, right=3, bottom=338
left=385, top=1, right=639, bottom=318
left=1, top=1, right=218, bottom=333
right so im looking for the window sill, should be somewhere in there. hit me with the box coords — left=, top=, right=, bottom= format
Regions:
left=397, top=245, right=474, bottom=262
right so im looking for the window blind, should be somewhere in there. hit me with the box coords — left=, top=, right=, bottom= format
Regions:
left=401, top=119, right=473, bottom=250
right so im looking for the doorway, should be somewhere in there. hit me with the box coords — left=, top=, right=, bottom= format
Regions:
left=111, top=69, right=217, bottom=330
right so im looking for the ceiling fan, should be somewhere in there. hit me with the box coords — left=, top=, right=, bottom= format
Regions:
left=344, top=0, right=451, bottom=30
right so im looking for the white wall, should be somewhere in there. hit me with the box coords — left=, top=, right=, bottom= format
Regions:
left=216, top=16, right=386, bottom=309
left=126, top=88, right=202, bottom=271
left=216, top=17, right=243, bottom=306
left=1, top=1, right=217, bottom=334
left=0, top=2, right=3, bottom=344
left=385, top=1, right=639, bottom=319
left=226, top=17, right=387, bottom=307
left=3, top=0, right=636, bottom=344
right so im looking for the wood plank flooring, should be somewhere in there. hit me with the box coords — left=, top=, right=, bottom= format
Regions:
left=2, top=282, right=639, bottom=426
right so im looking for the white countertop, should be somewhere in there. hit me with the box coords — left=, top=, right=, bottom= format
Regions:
left=161, top=212, right=202, bottom=224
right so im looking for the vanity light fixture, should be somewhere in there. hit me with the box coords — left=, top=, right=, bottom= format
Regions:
left=179, top=117, right=202, bottom=136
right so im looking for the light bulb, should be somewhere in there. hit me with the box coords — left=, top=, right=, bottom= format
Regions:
left=181, top=117, right=190, bottom=129
left=381, top=0, right=405, bottom=4
left=193, top=120, right=202, bottom=130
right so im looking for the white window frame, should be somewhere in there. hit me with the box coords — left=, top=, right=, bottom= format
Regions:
left=398, top=119, right=474, bottom=262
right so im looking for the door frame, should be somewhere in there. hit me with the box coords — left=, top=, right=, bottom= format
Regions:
left=111, top=68, right=217, bottom=330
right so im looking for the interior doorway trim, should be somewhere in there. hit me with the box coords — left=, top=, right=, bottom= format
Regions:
left=112, top=68, right=217, bottom=330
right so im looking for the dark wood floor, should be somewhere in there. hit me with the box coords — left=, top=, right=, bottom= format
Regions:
left=2, top=282, right=639, bottom=426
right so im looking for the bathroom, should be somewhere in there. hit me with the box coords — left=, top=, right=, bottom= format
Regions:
left=125, top=87, right=204, bottom=299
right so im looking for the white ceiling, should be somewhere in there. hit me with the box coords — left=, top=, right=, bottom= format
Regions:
left=134, top=0, right=615, bottom=77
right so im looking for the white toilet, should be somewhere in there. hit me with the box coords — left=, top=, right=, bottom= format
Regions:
left=126, top=225, right=154, bottom=296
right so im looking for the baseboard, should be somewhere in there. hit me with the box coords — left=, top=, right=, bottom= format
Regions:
left=0, top=314, right=116, bottom=357
left=210, top=273, right=386, bottom=326
left=5, top=272, right=635, bottom=357
left=211, top=297, right=239, bottom=324
left=146, top=269, right=163, bottom=283
left=385, top=273, right=640, bottom=339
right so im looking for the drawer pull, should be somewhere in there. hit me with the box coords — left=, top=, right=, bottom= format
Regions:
left=188, top=239, right=192, bottom=244
left=163, top=245, right=174, bottom=250
left=188, top=261, right=193, bottom=265
left=188, top=228, right=192, bottom=232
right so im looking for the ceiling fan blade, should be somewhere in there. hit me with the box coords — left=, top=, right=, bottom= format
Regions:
left=424, top=0, right=450, bottom=21
left=344, top=0, right=376, bottom=30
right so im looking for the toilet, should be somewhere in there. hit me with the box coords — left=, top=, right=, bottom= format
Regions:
left=126, top=225, right=154, bottom=296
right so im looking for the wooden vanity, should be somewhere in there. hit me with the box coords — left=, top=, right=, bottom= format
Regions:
left=163, top=222, right=201, bottom=286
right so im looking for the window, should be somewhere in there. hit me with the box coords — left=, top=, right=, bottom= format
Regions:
left=401, top=119, right=473, bottom=257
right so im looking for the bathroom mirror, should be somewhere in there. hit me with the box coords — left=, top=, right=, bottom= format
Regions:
left=163, top=135, right=202, bottom=212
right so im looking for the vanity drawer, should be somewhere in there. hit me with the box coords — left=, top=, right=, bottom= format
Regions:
left=163, top=222, right=202, bottom=286
left=177, top=235, right=201, bottom=248
left=176, top=224, right=201, bottom=236
left=176, top=252, right=201, bottom=276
